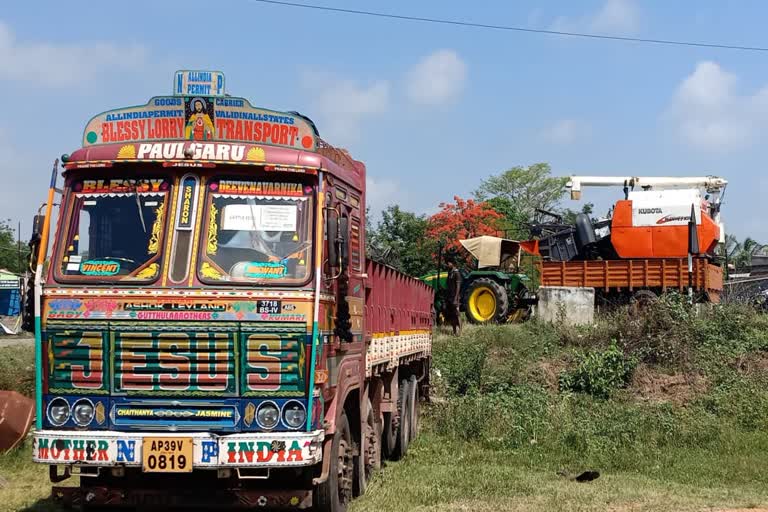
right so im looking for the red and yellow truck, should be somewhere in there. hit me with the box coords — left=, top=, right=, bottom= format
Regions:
left=28, top=70, right=432, bottom=510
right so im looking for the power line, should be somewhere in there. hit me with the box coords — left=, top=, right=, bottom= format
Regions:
left=251, top=0, right=768, bottom=53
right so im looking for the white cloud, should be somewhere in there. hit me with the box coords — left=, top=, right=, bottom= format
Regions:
left=666, top=61, right=768, bottom=151
left=551, top=0, right=640, bottom=36
left=0, top=21, right=146, bottom=87
left=365, top=175, right=399, bottom=216
left=406, top=50, right=467, bottom=106
left=590, top=0, right=640, bottom=35
left=542, top=119, right=591, bottom=145
left=304, top=72, right=389, bottom=144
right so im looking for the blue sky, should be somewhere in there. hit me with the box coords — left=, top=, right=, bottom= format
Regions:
left=1, top=0, right=767, bottom=241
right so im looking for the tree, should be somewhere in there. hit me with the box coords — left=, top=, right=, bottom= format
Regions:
left=0, top=220, right=29, bottom=274
left=728, top=236, right=767, bottom=272
left=426, top=196, right=503, bottom=261
left=474, top=163, right=568, bottom=227
left=367, top=206, right=434, bottom=277
left=561, top=202, right=595, bottom=226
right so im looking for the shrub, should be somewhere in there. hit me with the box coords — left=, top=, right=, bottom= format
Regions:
left=433, top=334, right=488, bottom=395
left=558, top=343, right=637, bottom=399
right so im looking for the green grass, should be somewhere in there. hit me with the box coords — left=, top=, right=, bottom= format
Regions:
left=0, top=345, right=35, bottom=398
left=4, top=301, right=768, bottom=511
left=352, top=432, right=768, bottom=512
left=355, top=303, right=768, bottom=511
left=0, top=441, right=62, bottom=512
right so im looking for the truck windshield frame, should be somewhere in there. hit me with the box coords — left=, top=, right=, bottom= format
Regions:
left=53, top=177, right=172, bottom=284
left=197, top=177, right=315, bottom=287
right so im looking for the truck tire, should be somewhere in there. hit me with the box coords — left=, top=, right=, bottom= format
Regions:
left=354, top=397, right=380, bottom=497
left=464, top=278, right=509, bottom=324
left=314, top=412, right=354, bottom=512
left=390, top=379, right=411, bottom=461
left=382, top=411, right=397, bottom=459
left=408, top=375, right=420, bottom=439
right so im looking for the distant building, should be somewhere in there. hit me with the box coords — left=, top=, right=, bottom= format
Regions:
left=751, top=255, right=768, bottom=276
left=0, top=269, right=21, bottom=317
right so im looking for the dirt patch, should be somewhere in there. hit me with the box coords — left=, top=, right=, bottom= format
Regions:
left=629, top=364, right=707, bottom=405
left=530, top=358, right=569, bottom=391
left=736, top=351, right=768, bottom=377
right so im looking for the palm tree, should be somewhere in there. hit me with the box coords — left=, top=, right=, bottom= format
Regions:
left=729, top=236, right=767, bottom=272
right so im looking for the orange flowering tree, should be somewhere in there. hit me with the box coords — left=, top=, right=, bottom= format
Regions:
left=426, top=196, right=503, bottom=262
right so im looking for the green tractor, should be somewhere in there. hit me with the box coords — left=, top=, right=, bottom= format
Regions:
left=421, top=236, right=535, bottom=325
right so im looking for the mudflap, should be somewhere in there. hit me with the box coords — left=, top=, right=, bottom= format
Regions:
left=52, top=485, right=313, bottom=509
left=0, top=390, right=34, bottom=452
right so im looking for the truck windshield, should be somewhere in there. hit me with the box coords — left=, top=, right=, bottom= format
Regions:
left=56, top=178, right=171, bottom=282
left=199, top=178, right=313, bottom=285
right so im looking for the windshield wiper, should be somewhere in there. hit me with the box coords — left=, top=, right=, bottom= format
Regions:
left=134, top=187, right=147, bottom=233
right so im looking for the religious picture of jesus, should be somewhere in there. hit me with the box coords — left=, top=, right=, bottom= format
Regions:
left=185, top=97, right=215, bottom=141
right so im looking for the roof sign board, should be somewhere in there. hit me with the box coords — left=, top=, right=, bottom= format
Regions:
left=82, top=96, right=317, bottom=151
left=174, top=70, right=225, bottom=97
left=80, top=71, right=317, bottom=152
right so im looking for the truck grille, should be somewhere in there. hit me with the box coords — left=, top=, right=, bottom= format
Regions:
left=48, top=331, right=107, bottom=394
left=114, top=332, right=236, bottom=395
left=241, top=329, right=307, bottom=397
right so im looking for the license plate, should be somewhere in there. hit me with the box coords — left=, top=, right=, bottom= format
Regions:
left=142, top=437, right=193, bottom=473
left=257, top=300, right=281, bottom=314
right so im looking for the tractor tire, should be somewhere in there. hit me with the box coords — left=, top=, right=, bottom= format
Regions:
left=464, top=278, right=509, bottom=324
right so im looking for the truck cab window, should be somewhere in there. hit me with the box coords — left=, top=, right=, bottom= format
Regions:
left=199, top=178, right=314, bottom=285
left=56, top=178, right=171, bottom=282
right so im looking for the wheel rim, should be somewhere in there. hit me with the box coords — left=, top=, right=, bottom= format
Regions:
left=469, top=287, right=496, bottom=321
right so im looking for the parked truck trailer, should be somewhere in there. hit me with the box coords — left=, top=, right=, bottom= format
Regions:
left=27, top=70, right=433, bottom=511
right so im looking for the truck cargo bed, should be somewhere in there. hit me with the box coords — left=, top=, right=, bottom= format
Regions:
left=539, top=258, right=723, bottom=302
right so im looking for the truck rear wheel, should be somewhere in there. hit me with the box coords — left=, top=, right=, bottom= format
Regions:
left=314, top=412, right=354, bottom=512
left=464, top=278, right=509, bottom=324
left=390, top=379, right=411, bottom=460
left=408, top=375, right=420, bottom=439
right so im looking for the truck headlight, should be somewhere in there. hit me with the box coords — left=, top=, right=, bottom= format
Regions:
left=48, top=398, right=70, bottom=426
left=282, top=401, right=306, bottom=429
left=256, top=402, right=279, bottom=430
left=73, top=399, right=95, bottom=426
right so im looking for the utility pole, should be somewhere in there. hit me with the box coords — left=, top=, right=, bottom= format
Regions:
left=17, top=220, right=21, bottom=275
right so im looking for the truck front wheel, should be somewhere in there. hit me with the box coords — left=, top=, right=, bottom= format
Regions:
left=314, top=412, right=354, bottom=512
left=464, top=278, right=509, bottom=324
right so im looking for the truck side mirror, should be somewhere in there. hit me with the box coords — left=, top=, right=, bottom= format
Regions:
left=326, top=209, right=340, bottom=269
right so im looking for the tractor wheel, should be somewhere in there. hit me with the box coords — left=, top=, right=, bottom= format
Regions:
left=464, top=278, right=509, bottom=324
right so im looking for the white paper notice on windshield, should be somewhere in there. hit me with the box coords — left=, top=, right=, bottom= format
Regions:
left=222, top=204, right=260, bottom=231
left=221, top=204, right=297, bottom=232
left=259, top=205, right=296, bottom=231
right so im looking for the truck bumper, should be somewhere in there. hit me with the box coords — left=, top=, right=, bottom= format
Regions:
left=51, top=484, right=314, bottom=509
left=33, top=429, right=324, bottom=468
